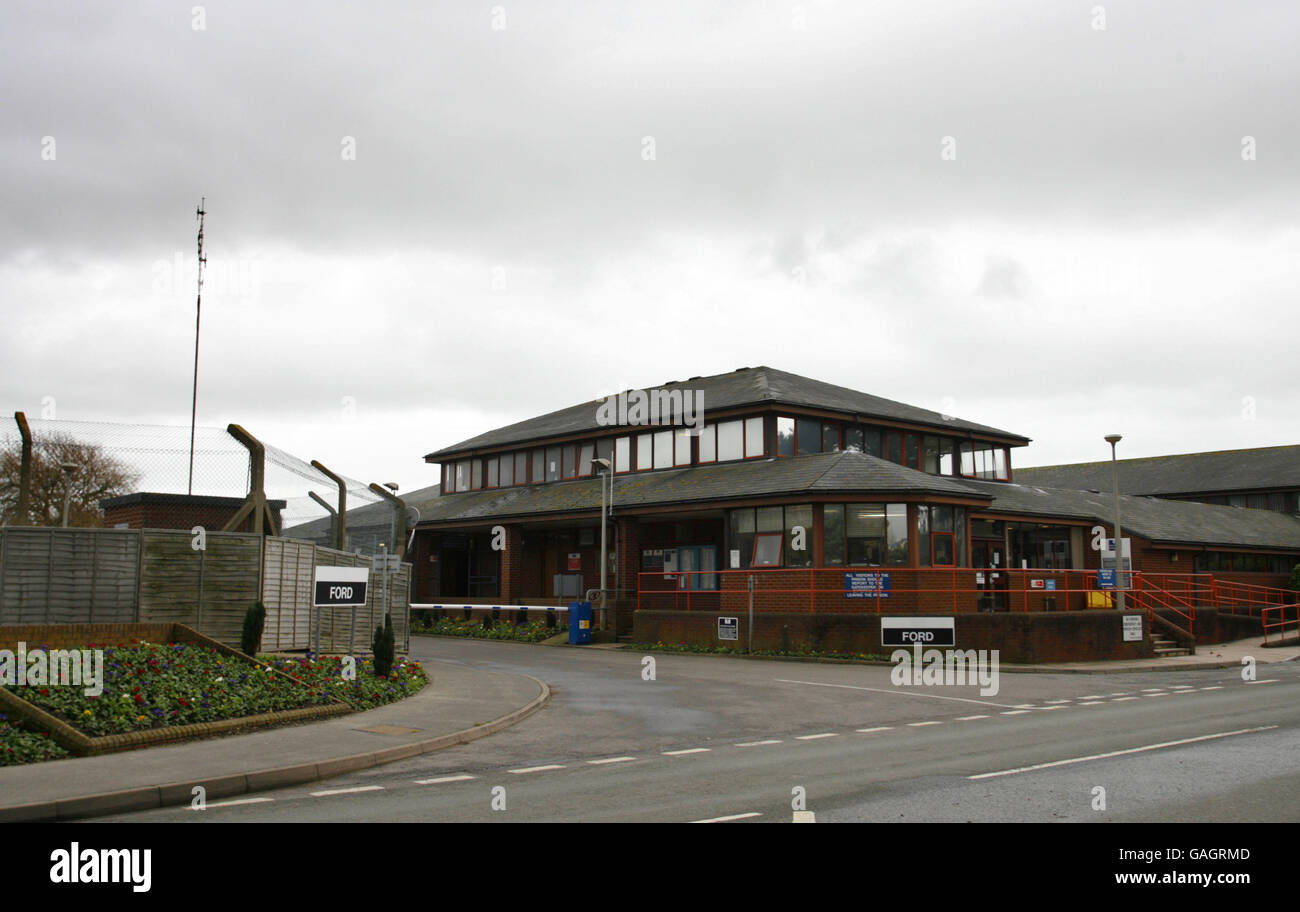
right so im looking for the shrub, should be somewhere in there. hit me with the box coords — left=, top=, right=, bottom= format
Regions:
left=372, top=613, right=396, bottom=677
left=1286, top=564, right=1300, bottom=592
left=240, top=602, right=266, bottom=657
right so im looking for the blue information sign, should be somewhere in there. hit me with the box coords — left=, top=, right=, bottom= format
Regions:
left=845, top=572, right=891, bottom=598
left=1097, top=569, right=1116, bottom=589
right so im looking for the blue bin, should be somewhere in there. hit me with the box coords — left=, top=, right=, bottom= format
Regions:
left=568, top=601, right=593, bottom=645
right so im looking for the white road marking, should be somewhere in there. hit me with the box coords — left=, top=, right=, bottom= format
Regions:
left=1200, top=686, right=1224, bottom=691
left=1145, top=692, right=1172, bottom=697
left=1247, top=679, right=1280, bottom=685
left=1109, top=693, right=1131, bottom=697
left=955, top=715, right=989, bottom=721
left=415, top=774, right=476, bottom=785
left=908, top=721, right=943, bottom=727
left=693, top=811, right=762, bottom=823
left=663, top=748, right=711, bottom=756
left=1012, top=704, right=1038, bottom=709
left=587, top=756, right=638, bottom=765
left=508, top=764, right=566, bottom=774
left=1110, top=697, right=1139, bottom=702
left=1078, top=701, right=1105, bottom=706
left=968, top=726, right=1278, bottom=780
left=736, top=739, right=783, bottom=747
left=191, top=797, right=274, bottom=810
left=774, top=678, right=1019, bottom=708
left=1044, top=699, right=1072, bottom=704
left=856, top=726, right=895, bottom=733
left=1039, top=705, right=1068, bottom=711
left=795, top=733, right=838, bottom=740
left=1001, top=710, right=1031, bottom=715
left=1141, top=688, right=1167, bottom=693
left=1170, top=685, right=1195, bottom=690
left=793, top=811, right=816, bottom=823
left=310, top=786, right=384, bottom=797
left=1079, top=695, right=1106, bottom=700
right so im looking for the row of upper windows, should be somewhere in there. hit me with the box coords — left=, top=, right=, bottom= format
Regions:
left=439, top=413, right=1012, bottom=493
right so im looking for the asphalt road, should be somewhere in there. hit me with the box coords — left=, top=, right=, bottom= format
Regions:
left=99, top=638, right=1300, bottom=824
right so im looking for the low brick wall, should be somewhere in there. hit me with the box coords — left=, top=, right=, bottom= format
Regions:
left=0, top=623, right=351, bottom=755
left=633, top=609, right=1155, bottom=663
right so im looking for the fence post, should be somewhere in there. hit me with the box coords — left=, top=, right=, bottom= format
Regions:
left=14, top=412, right=32, bottom=524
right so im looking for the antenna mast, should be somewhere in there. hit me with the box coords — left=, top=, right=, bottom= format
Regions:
left=188, top=198, right=207, bottom=495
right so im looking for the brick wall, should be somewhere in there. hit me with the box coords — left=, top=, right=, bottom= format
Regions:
left=633, top=609, right=1154, bottom=663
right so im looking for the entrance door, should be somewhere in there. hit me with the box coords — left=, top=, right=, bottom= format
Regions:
left=972, top=538, right=1008, bottom=611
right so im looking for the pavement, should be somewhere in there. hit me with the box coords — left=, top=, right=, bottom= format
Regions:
left=0, top=659, right=548, bottom=822
left=0, top=635, right=1292, bottom=822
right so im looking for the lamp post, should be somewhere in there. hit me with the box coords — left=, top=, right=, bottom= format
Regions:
left=1104, top=434, right=1125, bottom=612
left=592, top=457, right=611, bottom=631
left=59, top=462, right=79, bottom=528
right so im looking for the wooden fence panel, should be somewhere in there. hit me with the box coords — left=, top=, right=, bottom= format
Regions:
left=0, top=528, right=139, bottom=625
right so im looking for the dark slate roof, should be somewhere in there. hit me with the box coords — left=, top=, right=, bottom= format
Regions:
left=100, top=492, right=287, bottom=509
left=416, top=451, right=991, bottom=525
left=1015, top=445, right=1300, bottom=496
left=963, top=479, right=1300, bottom=550
left=281, top=482, right=442, bottom=542
left=425, top=365, right=1029, bottom=460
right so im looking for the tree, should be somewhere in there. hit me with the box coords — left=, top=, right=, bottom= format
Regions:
left=0, top=432, right=139, bottom=527
left=1287, top=563, right=1300, bottom=593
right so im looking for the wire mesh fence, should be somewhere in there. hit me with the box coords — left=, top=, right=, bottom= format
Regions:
left=0, top=415, right=389, bottom=544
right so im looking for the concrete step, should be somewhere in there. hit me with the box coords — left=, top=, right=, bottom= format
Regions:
left=1153, top=646, right=1193, bottom=657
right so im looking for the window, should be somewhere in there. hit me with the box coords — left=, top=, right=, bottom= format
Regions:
left=960, top=443, right=1010, bottom=480
left=578, top=443, right=595, bottom=477
left=922, top=436, right=940, bottom=474
left=471, top=460, right=483, bottom=490
left=616, top=436, right=632, bottom=473
left=717, top=420, right=743, bottom=461
left=785, top=504, right=813, bottom=567
left=455, top=460, right=471, bottom=492
left=844, top=427, right=864, bottom=454
left=531, top=449, right=544, bottom=484
left=745, top=416, right=765, bottom=457
left=545, top=446, right=561, bottom=482
left=699, top=424, right=717, bottom=463
left=514, top=452, right=528, bottom=485
left=442, top=464, right=452, bottom=492
left=918, top=506, right=962, bottom=566
left=796, top=418, right=820, bottom=456
left=841, top=504, right=908, bottom=566
left=824, top=504, right=845, bottom=564
left=823, top=423, right=841, bottom=453
left=562, top=445, right=576, bottom=480
left=595, top=438, right=613, bottom=469
left=904, top=434, right=920, bottom=469
left=938, top=439, right=954, bottom=475
left=499, top=453, right=514, bottom=487
left=674, top=428, right=692, bottom=466
left=486, top=457, right=499, bottom=489
left=885, top=432, right=902, bottom=465
left=653, top=430, right=672, bottom=469
left=752, top=532, right=783, bottom=567
left=864, top=427, right=882, bottom=458
left=777, top=417, right=795, bottom=457
left=635, top=433, right=652, bottom=471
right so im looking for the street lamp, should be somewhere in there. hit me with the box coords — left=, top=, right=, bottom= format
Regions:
left=1104, top=434, right=1125, bottom=612
left=592, top=457, right=612, bottom=631
left=59, top=462, right=79, bottom=528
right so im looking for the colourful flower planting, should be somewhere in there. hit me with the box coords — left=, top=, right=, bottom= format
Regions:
left=0, top=714, right=70, bottom=766
left=3, top=641, right=428, bottom=742
left=413, top=617, right=558, bottom=643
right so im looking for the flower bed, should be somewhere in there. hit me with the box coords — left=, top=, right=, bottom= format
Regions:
left=0, top=714, right=70, bottom=766
left=4, top=641, right=428, bottom=743
left=412, top=617, right=558, bottom=643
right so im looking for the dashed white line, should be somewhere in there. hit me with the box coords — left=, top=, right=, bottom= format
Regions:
left=1078, top=701, right=1105, bottom=706
left=663, top=748, right=711, bottom=756
left=969, top=726, right=1278, bottom=780
left=1247, top=679, right=1280, bottom=685
left=956, top=715, right=990, bottom=721
left=1001, top=710, right=1031, bottom=715
left=1079, top=695, right=1106, bottom=700
left=1110, top=697, right=1139, bottom=702
left=1145, top=692, right=1172, bottom=698
left=191, top=797, right=274, bottom=810
left=310, top=785, right=384, bottom=797
left=1044, top=699, right=1072, bottom=704
left=1039, top=705, right=1068, bottom=711
left=1109, top=693, right=1132, bottom=697
left=1141, top=688, right=1167, bottom=693
left=856, top=726, right=895, bottom=733
left=587, top=756, right=638, bottom=765
left=508, top=764, right=566, bottom=774
left=736, top=739, right=783, bottom=747
left=795, top=733, right=838, bottom=740
left=1200, top=686, right=1224, bottom=691
left=908, top=721, right=943, bottom=727
left=693, top=812, right=761, bottom=823
left=774, top=678, right=1020, bottom=708
left=415, top=774, right=476, bottom=785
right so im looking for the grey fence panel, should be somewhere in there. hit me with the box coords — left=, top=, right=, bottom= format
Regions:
left=138, top=531, right=263, bottom=647
left=311, top=546, right=411, bottom=655
left=261, top=538, right=314, bottom=651
left=0, top=528, right=139, bottom=625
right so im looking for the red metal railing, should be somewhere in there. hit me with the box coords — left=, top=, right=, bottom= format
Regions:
left=1213, top=578, right=1299, bottom=618
left=1262, top=603, right=1300, bottom=645
left=637, top=566, right=1232, bottom=642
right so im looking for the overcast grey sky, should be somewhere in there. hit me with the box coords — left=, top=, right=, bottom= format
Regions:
left=2, top=0, right=1297, bottom=505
